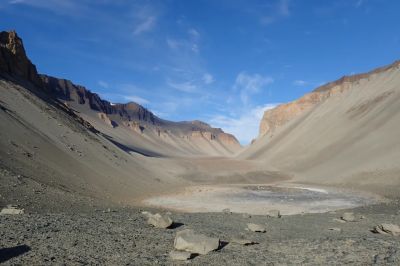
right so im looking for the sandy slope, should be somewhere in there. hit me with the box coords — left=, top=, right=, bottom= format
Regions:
left=0, top=75, right=278, bottom=207
left=0, top=76, right=191, bottom=204
left=241, top=62, right=400, bottom=197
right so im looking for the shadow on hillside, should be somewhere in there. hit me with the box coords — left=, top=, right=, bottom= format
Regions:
left=102, top=133, right=163, bottom=158
left=0, top=245, right=31, bottom=263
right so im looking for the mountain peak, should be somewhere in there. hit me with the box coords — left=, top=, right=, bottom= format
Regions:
left=0, top=30, right=25, bottom=56
left=0, top=30, right=43, bottom=87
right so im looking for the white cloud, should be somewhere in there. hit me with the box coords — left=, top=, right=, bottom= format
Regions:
left=8, top=0, right=83, bottom=15
left=167, top=79, right=197, bottom=93
left=355, top=0, right=364, bottom=8
left=166, top=38, right=180, bottom=49
left=234, top=72, right=274, bottom=105
left=191, top=43, right=199, bottom=53
left=188, top=28, right=200, bottom=39
left=278, top=0, right=290, bottom=16
left=260, top=0, right=291, bottom=25
left=98, top=80, right=109, bottom=88
left=123, top=95, right=149, bottom=105
left=202, top=73, right=214, bottom=84
left=293, top=80, right=307, bottom=86
left=133, top=16, right=156, bottom=35
left=209, top=103, right=279, bottom=144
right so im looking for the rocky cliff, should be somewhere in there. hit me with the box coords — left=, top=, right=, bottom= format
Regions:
left=0, top=31, right=43, bottom=87
left=0, top=30, right=241, bottom=155
left=259, top=60, right=400, bottom=138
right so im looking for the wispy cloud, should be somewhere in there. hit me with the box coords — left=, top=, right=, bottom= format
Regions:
left=202, top=73, right=214, bottom=85
left=293, top=80, right=307, bottom=86
left=234, top=72, right=274, bottom=105
left=8, top=0, right=85, bottom=15
left=188, top=28, right=200, bottom=39
left=133, top=16, right=156, bottom=35
left=355, top=0, right=364, bottom=8
left=98, top=80, right=109, bottom=89
left=260, top=0, right=291, bottom=25
left=167, top=79, right=197, bottom=93
left=209, top=103, right=279, bottom=144
left=166, top=28, right=201, bottom=54
left=131, top=4, right=159, bottom=36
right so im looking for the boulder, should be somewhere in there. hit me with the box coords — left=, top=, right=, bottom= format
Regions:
left=0, top=205, right=24, bottom=215
left=174, top=229, right=220, bottom=255
left=247, top=223, right=266, bottom=233
left=169, top=250, right=192, bottom=261
left=373, top=224, right=400, bottom=236
left=147, top=213, right=173, bottom=229
left=341, top=212, right=356, bottom=222
left=266, top=209, right=281, bottom=218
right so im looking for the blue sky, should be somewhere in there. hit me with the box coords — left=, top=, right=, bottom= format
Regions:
left=1, top=0, right=400, bottom=144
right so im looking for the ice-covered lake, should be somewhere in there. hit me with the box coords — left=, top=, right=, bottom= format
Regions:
left=144, top=184, right=378, bottom=215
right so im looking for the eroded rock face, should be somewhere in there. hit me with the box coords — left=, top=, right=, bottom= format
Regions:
left=98, top=113, right=117, bottom=128
left=174, top=229, right=220, bottom=255
left=124, top=121, right=144, bottom=133
left=258, top=60, right=400, bottom=138
left=0, top=31, right=43, bottom=87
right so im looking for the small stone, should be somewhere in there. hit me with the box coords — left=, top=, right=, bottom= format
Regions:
left=373, top=224, right=400, bottom=236
left=141, top=211, right=151, bottom=217
left=222, top=208, right=231, bottom=214
left=328, top=227, right=342, bottom=232
left=247, top=223, right=266, bottom=233
left=169, top=250, right=192, bottom=261
left=231, top=236, right=257, bottom=245
left=147, top=213, right=173, bottom=228
left=0, top=205, right=24, bottom=215
left=341, top=212, right=356, bottom=222
left=333, top=218, right=346, bottom=223
left=174, top=229, right=220, bottom=255
left=242, top=213, right=251, bottom=218
left=266, top=209, right=281, bottom=218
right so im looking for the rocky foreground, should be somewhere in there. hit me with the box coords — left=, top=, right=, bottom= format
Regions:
left=1, top=200, right=400, bottom=265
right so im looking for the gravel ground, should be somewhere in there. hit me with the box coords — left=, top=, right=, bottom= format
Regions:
left=1, top=201, right=400, bottom=265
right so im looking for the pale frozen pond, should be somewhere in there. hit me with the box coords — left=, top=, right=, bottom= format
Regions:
left=144, top=184, right=378, bottom=215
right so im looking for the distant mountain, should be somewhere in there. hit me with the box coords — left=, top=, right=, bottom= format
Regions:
left=242, top=60, right=400, bottom=196
left=0, top=30, right=241, bottom=157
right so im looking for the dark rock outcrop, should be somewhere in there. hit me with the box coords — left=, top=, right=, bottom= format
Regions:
left=0, top=30, right=43, bottom=87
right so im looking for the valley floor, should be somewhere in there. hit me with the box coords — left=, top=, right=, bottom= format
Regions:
left=1, top=168, right=400, bottom=265
left=1, top=202, right=400, bottom=265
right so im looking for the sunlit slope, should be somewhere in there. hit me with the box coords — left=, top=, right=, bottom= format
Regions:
left=241, top=61, right=400, bottom=196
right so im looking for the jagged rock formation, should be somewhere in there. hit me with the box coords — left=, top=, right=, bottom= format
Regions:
left=0, top=31, right=43, bottom=87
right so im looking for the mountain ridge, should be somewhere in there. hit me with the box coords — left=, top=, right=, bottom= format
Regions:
left=258, top=59, right=400, bottom=139
left=0, top=30, right=241, bottom=156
